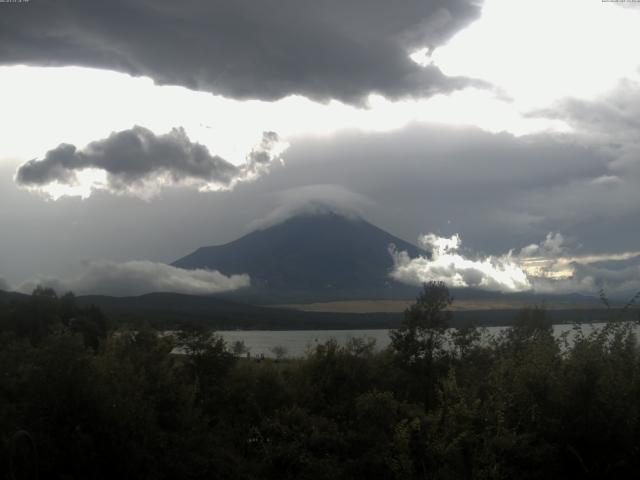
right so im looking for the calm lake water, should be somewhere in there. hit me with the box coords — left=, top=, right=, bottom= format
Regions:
left=217, top=323, right=625, bottom=358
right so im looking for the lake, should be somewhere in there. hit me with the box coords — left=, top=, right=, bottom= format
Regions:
left=217, top=323, right=625, bottom=358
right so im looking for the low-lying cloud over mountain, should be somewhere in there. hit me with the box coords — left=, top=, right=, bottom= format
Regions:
left=391, top=232, right=640, bottom=297
left=246, top=184, right=373, bottom=231
left=15, top=127, right=287, bottom=199
left=0, top=0, right=481, bottom=103
left=18, top=260, right=250, bottom=297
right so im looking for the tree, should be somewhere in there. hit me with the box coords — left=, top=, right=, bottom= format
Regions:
left=231, top=339, right=250, bottom=357
left=176, top=325, right=235, bottom=411
left=70, top=304, right=108, bottom=351
left=390, top=281, right=453, bottom=407
left=270, top=345, right=288, bottom=361
left=390, top=281, right=452, bottom=366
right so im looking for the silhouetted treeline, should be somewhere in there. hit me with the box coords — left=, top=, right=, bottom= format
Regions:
left=1, top=283, right=640, bottom=479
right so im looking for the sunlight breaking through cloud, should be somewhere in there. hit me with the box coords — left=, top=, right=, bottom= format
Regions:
left=390, top=233, right=531, bottom=292
left=390, top=232, right=640, bottom=295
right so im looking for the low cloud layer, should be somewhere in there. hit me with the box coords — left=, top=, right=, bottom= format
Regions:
left=390, top=232, right=640, bottom=297
left=15, top=127, right=287, bottom=199
left=0, top=277, right=9, bottom=291
left=18, top=260, right=250, bottom=297
left=0, top=0, right=481, bottom=103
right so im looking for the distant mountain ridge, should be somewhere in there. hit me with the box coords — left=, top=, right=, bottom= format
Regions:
left=173, top=212, right=425, bottom=303
left=75, top=292, right=623, bottom=330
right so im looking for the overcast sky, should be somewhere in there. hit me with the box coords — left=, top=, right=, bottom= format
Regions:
left=1, top=0, right=640, bottom=297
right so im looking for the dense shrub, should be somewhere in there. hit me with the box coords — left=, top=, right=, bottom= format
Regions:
left=1, top=285, right=640, bottom=479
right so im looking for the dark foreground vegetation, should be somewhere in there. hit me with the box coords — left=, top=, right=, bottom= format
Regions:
left=1, top=284, right=640, bottom=479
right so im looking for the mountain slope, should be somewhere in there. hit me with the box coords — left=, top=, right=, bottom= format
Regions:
left=173, top=212, right=425, bottom=302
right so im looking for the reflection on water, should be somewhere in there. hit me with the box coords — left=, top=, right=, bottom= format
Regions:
left=217, top=323, right=628, bottom=358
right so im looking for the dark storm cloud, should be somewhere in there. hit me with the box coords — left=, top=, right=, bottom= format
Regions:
left=15, top=127, right=285, bottom=196
left=0, top=0, right=482, bottom=103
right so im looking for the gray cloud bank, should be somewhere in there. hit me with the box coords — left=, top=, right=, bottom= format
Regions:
left=525, top=80, right=640, bottom=222
left=15, top=127, right=285, bottom=198
left=18, top=260, right=250, bottom=297
left=0, top=0, right=481, bottom=103
left=3, top=121, right=640, bottom=296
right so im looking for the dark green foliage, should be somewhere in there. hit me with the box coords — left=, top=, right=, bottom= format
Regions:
left=0, top=288, right=108, bottom=349
left=390, top=281, right=454, bottom=408
left=2, top=286, right=640, bottom=479
left=390, top=281, right=453, bottom=367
